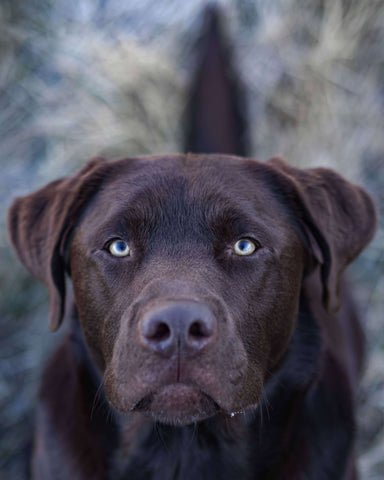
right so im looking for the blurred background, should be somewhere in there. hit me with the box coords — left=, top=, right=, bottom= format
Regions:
left=0, top=0, right=383, bottom=478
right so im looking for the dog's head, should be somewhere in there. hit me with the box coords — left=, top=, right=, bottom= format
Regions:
left=8, top=154, right=376, bottom=425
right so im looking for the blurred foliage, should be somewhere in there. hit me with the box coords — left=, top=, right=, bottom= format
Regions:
left=0, top=0, right=383, bottom=478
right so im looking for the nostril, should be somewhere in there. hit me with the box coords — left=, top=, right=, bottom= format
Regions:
left=150, top=321, right=171, bottom=341
left=139, top=316, right=174, bottom=357
left=188, top=320, right=208, bottom=339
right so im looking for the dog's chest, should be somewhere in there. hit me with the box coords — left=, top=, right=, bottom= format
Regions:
left=108, top=416, right=251, bottom=480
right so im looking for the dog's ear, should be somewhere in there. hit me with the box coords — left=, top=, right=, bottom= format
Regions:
left=266, top=156, right=377, bottom=312
left=7, top=157, right=107, bottom=331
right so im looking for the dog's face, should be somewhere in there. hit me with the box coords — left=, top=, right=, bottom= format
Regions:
left=69, top=155, right=303, bottom=423
left=8, top=154, right=376, bottom=425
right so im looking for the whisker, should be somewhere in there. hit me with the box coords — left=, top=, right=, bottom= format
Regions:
left=155, top=422, right=169, bottom=452
left=91, top=379, right=106, bottom=421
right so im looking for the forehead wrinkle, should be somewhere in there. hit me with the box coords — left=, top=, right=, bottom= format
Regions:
left=123, top=176, right=251, bottom=235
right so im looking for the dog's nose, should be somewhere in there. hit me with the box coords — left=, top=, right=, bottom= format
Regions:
left=139, top=301, right=217, bottom=358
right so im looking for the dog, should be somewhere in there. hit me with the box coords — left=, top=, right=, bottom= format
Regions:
left=7, top=8, right=377, bottom=480
left=8, top=151, right=376, bottom=479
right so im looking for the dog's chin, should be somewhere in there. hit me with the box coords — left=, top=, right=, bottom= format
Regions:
left=132, top=384, right=220, bottom=426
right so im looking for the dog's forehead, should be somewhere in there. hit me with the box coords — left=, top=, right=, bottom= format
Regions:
left=77, top=155, right=295, bottom=246
left=95, top=155, right=278, bottom=216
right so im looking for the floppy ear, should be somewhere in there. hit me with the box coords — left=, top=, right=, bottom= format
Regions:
left=266, top=156, right=377, bottom=312
left=7, top=157, right=107, bottom=331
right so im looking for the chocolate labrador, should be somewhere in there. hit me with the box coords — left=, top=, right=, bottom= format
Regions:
left=8, top=153, right=376, bottom=479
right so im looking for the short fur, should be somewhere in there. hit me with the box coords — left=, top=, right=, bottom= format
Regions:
left=8, top=153, right=376, bottom=479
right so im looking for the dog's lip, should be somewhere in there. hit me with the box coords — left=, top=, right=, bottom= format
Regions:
left=131, top=383, right=220, bottom=424
left=131, top=383, right=219, bottom=410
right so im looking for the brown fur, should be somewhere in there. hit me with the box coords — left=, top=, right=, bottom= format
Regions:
left=8, top=154, right=376, bottom=479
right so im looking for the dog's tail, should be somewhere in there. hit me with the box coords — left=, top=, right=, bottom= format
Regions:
left=184, top=6, right=249, bottom=156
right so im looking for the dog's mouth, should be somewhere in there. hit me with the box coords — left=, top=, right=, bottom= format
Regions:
left=132, top=384, right=220, bottom=425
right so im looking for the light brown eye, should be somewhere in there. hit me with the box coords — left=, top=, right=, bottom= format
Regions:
left=108, top=240, right=130, bottom=257
left=233, top=239, right=257, bottom=256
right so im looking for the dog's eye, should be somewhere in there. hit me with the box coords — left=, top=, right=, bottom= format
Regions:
left=233, top=238, right=257, bottom=256
left=108, top=239, right=130, bottom=257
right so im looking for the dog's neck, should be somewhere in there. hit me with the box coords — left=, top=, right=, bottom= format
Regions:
left=110, top=413, right=250, bottom=480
